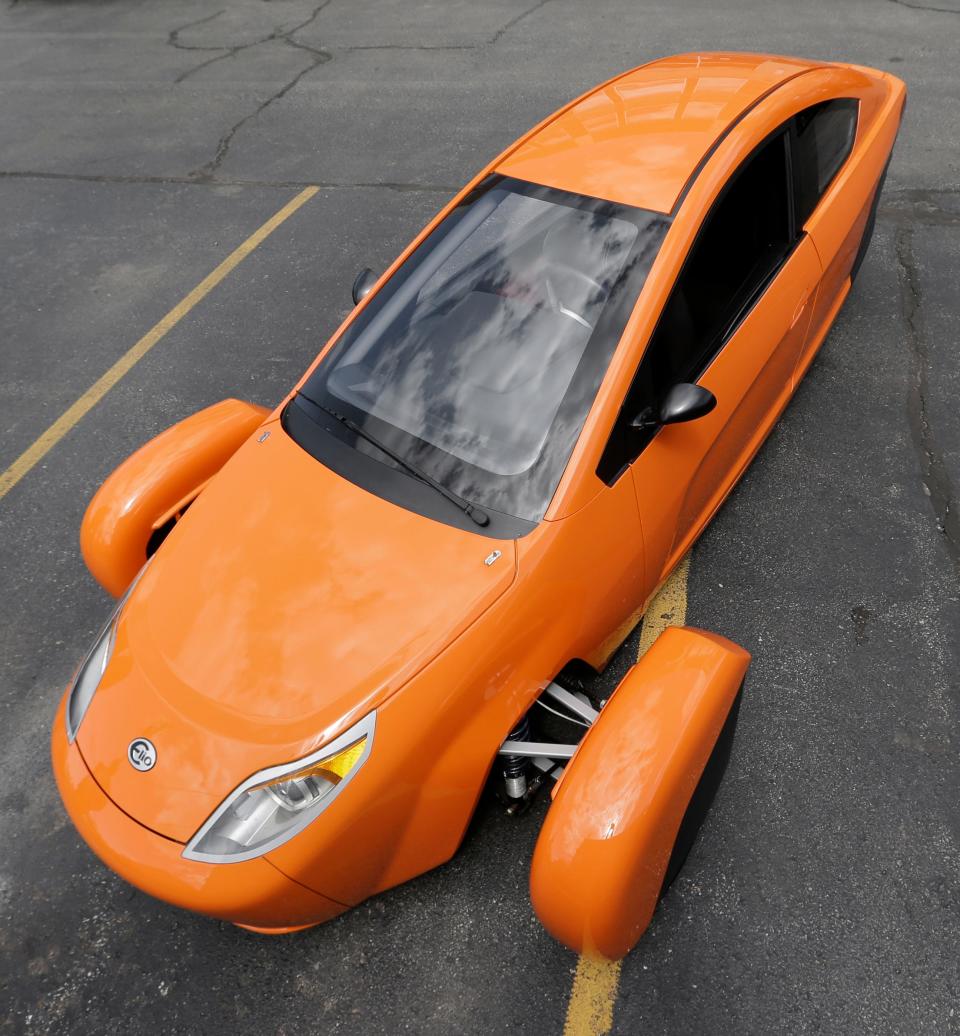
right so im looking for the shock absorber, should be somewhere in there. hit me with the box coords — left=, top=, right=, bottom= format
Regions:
left=502, top=715, right=531, bottom=800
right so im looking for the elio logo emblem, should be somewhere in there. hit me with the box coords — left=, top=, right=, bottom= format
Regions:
left=128, top=737, right=157, bottom=772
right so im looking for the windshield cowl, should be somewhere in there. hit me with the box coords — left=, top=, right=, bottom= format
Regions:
left=282, top=396, right=534, bottom=540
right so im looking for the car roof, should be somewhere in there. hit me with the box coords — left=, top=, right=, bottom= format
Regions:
left=496, top=52, right=821, bottom=215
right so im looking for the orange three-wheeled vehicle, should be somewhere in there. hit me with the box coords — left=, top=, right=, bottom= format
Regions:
left=53, top=52, right=904, bottom=959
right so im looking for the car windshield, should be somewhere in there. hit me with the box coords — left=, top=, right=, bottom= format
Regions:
left=297, top=175, right=669, bottom=524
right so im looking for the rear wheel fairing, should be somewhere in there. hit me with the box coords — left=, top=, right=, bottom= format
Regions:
left=530, top=627, right=751, bottom=958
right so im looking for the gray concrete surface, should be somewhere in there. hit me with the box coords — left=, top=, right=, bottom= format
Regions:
left=0, top=1, right=958, bottom=1033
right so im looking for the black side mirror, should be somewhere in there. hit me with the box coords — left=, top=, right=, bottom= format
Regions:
left=631, top=382, right=716, bottom=431
left=659, top=382, right=716, bottom=425
left=352, top=268, right=377, bottom=306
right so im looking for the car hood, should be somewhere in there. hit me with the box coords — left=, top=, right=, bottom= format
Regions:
left=77, top=424, right=516, bottom=842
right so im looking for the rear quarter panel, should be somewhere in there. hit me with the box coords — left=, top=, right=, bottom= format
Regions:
left=799, top=68, right=906, bottom=372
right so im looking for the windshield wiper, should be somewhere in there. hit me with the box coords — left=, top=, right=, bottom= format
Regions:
left=302, top=395, right=490, bottom=528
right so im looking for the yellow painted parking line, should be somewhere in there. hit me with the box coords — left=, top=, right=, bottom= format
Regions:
left=562, top=554, right=691, bottom=1036
left=0, top=186, right=320, bottom=502
left=564, top=956, right=623, bottom=1036
left=637, top=554, right=690, bottom=657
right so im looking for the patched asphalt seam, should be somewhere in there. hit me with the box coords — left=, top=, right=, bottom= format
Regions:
left=894, top=224, right=960, bottom=579
left=880, top=187, right=960, bottom=227
left=880, top=205, right=960, bottom=227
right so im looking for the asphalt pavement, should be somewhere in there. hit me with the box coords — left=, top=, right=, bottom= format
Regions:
left=0, top=1, right=957, bottom=1033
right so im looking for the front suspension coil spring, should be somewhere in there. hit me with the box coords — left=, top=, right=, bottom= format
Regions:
left=502, top=715, right=531, bottom=799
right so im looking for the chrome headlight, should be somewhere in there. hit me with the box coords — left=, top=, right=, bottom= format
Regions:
left=65, top=565, right=148, bottom=742
left=182, top=711, right=376, bottom=864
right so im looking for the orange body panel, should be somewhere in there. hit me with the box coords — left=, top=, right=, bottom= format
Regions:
left=55, top=53, right=905, bottom=939
left=498, top=53, right=815, bottom=214
left=51, top=699, right=346, bottom=930
left=81, top=399, right=268, bottom=596
left=75, top=428, right=516, bottom=847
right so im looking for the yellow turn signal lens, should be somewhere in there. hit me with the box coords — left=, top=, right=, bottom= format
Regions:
left=256, top=737, right=367, bottom=791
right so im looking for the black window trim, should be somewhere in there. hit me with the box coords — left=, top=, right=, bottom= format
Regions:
left=707, top=130, right=796, bottom=355
left=790, top=97, right=860, bottom=230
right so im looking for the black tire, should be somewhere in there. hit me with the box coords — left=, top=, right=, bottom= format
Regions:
left=660, top=685, right=744, bottom=894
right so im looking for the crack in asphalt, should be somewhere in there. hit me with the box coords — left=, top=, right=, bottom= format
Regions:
left=186, top=1, right=335, bottom=180
left=336, top=0, right=553, bottom=52
left=171, top=1, right=333, bottom=89
left=168, top=9, right=227, bottom=53
left=0, top=168, right=459, bottom=192
left=488, top=0, right=553, bottom=44
left=332, top=42, right=476, bottom=53
left=176, top=0, right=551, bottom=181
left=887, top=0, right=960, bottom=13
left=894, top=224, right=960, bottom=579
left=167, top=10, right=236, bottom=83
left=2, top=171, right=955, bottom=205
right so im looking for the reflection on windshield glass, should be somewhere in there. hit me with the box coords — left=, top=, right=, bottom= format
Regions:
left=303, top=176, right=669, bottom=522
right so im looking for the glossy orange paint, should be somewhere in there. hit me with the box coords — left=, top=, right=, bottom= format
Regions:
left=530, top=627, right=750, bottom=959
left=51, top=698, right=347, bottom=930
left=74, top=428, right=516, bottom=847
left=81, top=399, right=268, bottom=596
left=54, top=54, right=905, bottom=939
left=498, top=53, right=815, bottom=214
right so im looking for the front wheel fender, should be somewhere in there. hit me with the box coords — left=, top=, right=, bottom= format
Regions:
left=530, top=626, right=750, bottom=959
left=80, top=399, right=268, bottom=596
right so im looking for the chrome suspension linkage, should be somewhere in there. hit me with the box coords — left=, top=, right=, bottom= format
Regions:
left=495, top=681, right=600, bottom=814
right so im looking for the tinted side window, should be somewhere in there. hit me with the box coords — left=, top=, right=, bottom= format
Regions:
left=793, top=99, right=858, bottom=225
left=597, top=131, right=792, bottom=482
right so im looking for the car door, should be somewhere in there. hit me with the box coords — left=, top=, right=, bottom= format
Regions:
left=597, top=125, right=822, bottom=587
